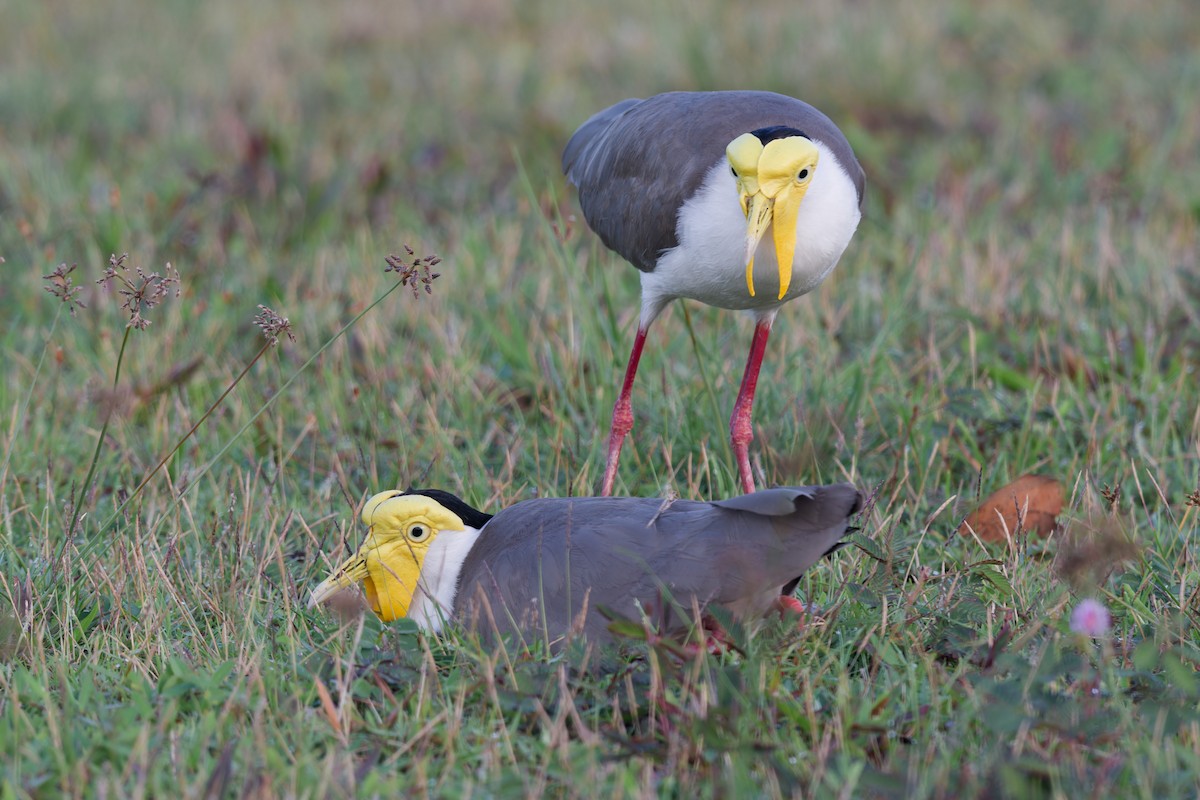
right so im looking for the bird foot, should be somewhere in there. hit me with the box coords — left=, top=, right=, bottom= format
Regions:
left=775, top=596, right=826, bottom=631
left=774, top=595, right=809, bottom=617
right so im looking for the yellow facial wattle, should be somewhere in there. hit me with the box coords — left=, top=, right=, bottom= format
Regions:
left=726, top=134, right=819, bottom=300
left=308, top=491, right=467, bottom=623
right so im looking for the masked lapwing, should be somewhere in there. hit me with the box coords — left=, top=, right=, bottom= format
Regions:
left=563, top=91, right=865, bottom=496
left=308, top=483, right=861, bottom=644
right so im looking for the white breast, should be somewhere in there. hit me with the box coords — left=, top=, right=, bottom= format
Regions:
left=407, top=527, right=481, bottom=632
left=640, top=140, right=861, bottom=321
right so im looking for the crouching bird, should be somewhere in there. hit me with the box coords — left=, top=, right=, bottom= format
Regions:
left=308, top=483, right=861, bottom=645
left=563, top=91, right=865, bottom=495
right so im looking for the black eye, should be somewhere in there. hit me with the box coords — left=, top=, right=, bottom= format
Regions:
left=408, top=525, right=428, bottom=541
left=730, top=166, right=737, bottom=177
left=798, top=168, right=810, bottom=180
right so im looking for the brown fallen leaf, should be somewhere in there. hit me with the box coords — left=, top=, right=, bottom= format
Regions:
left=958, top=474, right=1064, bottom=542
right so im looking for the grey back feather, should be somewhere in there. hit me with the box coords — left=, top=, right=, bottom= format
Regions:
left=453, top=483, right=862, bottom=645
left=562, top=91, right=866, bottom=272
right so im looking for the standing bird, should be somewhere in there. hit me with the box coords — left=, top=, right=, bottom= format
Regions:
left=563, top=91, right=865, bottom=496
left=308, top=483, right=861, bottom=645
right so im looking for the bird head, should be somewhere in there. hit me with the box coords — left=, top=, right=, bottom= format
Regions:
left=726, top=129, right=819, bottom=300
left=308, top=490, right=469, bottom=622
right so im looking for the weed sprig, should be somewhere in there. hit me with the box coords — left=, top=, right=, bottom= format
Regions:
left=56, top=247, right=442, bottom=568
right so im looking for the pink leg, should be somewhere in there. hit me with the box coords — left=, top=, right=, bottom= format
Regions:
left=730, top=319, right=774, bottom=494
left=600, top=327, right=648, bottom=497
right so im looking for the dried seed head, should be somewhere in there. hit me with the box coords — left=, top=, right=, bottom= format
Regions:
left=1100, top=483, right=1121, bottom=510
left=96, top=253, right=181, bottom=330
left=385, top=245, right=443, bottom=299
left=253, top=304, right=295, bottom=346
left=43, top=263, right=87, bottom=315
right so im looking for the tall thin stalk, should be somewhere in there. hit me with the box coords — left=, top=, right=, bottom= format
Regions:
left=66, top=325, right=132, bottom=540
left=73, top=249, right=440, bottom=565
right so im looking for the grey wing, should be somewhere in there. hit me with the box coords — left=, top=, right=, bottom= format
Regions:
left=454, top=488, right=862, bottom=643
left=562, top=91, right=866, bottom=271
left=453, top=497, right=693, bottom=642
left=557, top=487, right=861, bottom=630
left=712, top=483, right=862, bottom=532
left=561, top=98, right=642, bottom=180
left=706, top=483, right=863, bottom=602
left=451, top=506, right=561, bottom=642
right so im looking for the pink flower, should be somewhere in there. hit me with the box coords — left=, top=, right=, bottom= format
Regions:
left=1070, top=598, right=1111, bottom=637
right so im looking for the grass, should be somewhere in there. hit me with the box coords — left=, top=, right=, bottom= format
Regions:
left=1, top=0, right=1199, bottom=796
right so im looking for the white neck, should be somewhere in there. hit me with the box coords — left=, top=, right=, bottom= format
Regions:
left=408, top=526, right=482, bottom=632
left=640, top=139, right=861, bottom=325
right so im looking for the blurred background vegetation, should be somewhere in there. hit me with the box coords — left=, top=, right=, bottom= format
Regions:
left=1, top=0, right=1198, bottom=796
left=2, top=0, right=1196, bottom=500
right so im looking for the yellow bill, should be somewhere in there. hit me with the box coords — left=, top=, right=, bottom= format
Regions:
left=308, top=551, right=373, bottom=609
left=727, top=133, right=819, bottom=300
left=308, top=491, right=438, bottom=622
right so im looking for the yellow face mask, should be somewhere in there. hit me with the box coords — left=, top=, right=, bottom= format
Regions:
left=726, top=133, right=819, bottom=300
left=308, top=491, right=466, bottom=622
